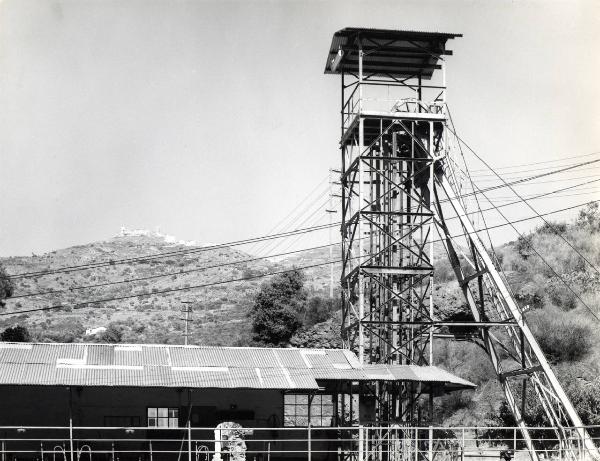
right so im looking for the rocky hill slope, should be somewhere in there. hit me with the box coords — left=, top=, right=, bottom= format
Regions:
left=0, top=229, right=283, bottom=345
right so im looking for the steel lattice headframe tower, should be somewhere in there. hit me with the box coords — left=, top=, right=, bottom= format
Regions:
left=324, top=28, right=598, bottom=460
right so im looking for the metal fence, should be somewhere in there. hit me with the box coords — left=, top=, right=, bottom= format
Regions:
left=0, top=425, right=598, bottom=461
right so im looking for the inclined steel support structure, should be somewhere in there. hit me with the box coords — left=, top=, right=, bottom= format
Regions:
left=325, top=28, right=599, bottom=460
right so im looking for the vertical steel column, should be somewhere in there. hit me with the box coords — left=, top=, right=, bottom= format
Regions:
left=357, top=44, right=365, bottom=364
left=308, top=394, right=313, bottom=461
left=340, top=70, right=349, bottom=350
left=188, top=389, right=193, bottom=461
left=188, top=421, right=192, bottom=461
left=68, top=387, right=74, bottom=461
left=428, top=121, right=435, bottom=365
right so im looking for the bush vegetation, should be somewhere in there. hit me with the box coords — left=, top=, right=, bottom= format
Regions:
left=528, top=306, right=592, bottom=362
left=0, top=325, right=30, bottom=342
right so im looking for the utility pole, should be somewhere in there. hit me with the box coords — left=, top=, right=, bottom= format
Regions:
left=181, top=301, right=194, bottom=346
left=325, top=168, right=340, bottom=299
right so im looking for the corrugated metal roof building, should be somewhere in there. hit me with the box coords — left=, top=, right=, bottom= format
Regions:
left=0, top=342, right=474, bottom=391
left=0, top=342, right=474, bottom=432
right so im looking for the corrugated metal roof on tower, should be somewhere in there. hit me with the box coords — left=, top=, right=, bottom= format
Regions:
left=324, top=27, right=461, bottom=78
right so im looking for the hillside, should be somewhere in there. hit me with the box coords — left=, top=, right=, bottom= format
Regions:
left=0, top=228, right=284, bottom=346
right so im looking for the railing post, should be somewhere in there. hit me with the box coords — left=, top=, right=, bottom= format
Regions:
left=428, top=426, right=433, bottom=461
left=461, top=428, right=465, bottom=461
left=188, top=422, right=193, bottom=461
left=1, top=440, right=5, bottom=461
left=213, top=428, right=222, bottom=461
left=68, top=387, right=75, bottom=461
left=513, top=427, right=516, bottom=452
left=308, top=425, right=312, bottom=461
left=358, top=425, right=364, bottom=461
left=69, top=421, right=74, bottom=461
left=414, top=428, right=419, bottom=461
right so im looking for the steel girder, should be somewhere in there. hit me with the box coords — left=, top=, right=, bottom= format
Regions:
left=434, top=177, right=599, bottom=460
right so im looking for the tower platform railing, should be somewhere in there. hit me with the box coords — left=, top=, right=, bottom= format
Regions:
left=341, top=78, right=446, bottom=134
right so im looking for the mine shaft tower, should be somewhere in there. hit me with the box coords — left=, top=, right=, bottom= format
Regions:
left=324, top=28, right=598, bottom=460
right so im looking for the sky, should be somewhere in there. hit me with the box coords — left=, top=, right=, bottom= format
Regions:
left=0, top=0, right=599, bottom=256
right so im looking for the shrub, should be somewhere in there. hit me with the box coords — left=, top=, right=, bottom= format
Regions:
left=536, top=221, right=568, bottom=235
left=97, top=322, right=124, bottom=343
left=515, top=234, right=534, bottom=259
left=529, top=307, right=592, bottom=362
left=0, top=325, right=30, bottom=342
left=37, top=318, right=85, bottom=343
left=547, top=286, right=578, bottom=310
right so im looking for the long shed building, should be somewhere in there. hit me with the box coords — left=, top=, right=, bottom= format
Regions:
left=0, top=342, right=474, bottom=460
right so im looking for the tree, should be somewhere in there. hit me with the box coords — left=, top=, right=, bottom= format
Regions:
left=0, top=325, right=31, bottom=342
left=0, top=264, right=14, bottom=308
left=302, top=296, right=339, bottom=327
left=250, top=269, right=307, bottom=345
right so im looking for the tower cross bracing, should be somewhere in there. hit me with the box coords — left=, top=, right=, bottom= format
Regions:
left=324, top=27, right=598, bottom=460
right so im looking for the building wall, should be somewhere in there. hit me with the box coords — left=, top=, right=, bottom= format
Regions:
left=0, top=385, right=71, bottom=426
left=0, top=385, right=357, bottom=461
left=0, top=385, right=284, bottom=428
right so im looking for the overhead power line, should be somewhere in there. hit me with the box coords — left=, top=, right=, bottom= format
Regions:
left=471, top=173, right=600, bottom=185
left=6, top=157, right=596, bottom=281
left=7, top=221, right=338, bottom=280
left=256, top=194, right=333, bottom=258
left=468, top=151, right=600, bottom=173
left=443, top=111, right=600, bottom=320
left=448, top=125, right=600, bottom=278
left=0, top=258, right=344, bottom=317
left=12, top=178, right=594, bottom=300
left=12, top=241, right=341, bottom=299
left=439, top=157, right=600, bottom=203
left=250, top=174, right=330, bottom=256
left=3, top=199, right=597, bottom=319
left=468, top=158, right=600, bottom=178
left=454, top=191, right=600, bottom=321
